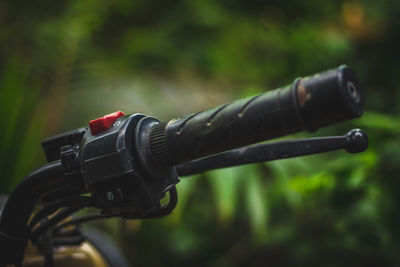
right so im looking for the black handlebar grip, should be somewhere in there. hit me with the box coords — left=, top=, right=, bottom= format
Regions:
left=149, top=65, right=363, bottom=166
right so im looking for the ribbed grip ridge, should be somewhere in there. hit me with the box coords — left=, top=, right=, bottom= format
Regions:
left=148, top=65, right=363, bottom=166
left=149, top=121, right=169, bottom=163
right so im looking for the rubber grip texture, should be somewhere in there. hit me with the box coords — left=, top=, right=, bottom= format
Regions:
left=150, top=65, right=363, bottom=165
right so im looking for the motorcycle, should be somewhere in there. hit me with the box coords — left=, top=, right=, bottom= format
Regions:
left=0, top=65, right=368, bottom=266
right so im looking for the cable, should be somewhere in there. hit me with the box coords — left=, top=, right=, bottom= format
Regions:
left=56, top=187, right=178, bottom=233
left=53, top=214, right=109, bottom=233
left=30, top=205, right=88, bottom=241
left=28, top=196, right=92, bottom=232
left=39, top=186, right=74, bottom=204
left=52, top=235, right=85, bottom=246
left=0, top=160, right=65, bottom=237
left=0, top=160, right=66, bottom=265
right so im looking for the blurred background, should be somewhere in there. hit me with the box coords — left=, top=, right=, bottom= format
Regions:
left=1, top=0, right=399, bottom=266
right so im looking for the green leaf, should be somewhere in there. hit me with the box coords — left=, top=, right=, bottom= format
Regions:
left=169, top=176, right=198, bottom=223
left=243, top=166, right=268, bottom=241
left=359, top=111, right=400, bottom=133
left=207, top=167, right=243, bottom=223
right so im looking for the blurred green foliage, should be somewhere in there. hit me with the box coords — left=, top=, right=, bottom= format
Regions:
left=1, top=0, right=400, bottom=266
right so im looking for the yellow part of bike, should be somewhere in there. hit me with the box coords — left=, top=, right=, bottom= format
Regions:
left=22, top=241, right=109, bottom=267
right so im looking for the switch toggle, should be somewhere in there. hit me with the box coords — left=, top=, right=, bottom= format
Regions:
left=89, top=111, right=125, bottom=135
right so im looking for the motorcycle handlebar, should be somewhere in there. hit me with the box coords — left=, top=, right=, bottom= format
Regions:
left=149, top=65, right=363, bottom=166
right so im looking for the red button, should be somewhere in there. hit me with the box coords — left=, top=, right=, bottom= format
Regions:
left=89, top=111, right=125, bottom=135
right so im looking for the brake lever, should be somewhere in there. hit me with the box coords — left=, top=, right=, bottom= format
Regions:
left=176, top=129, right=368, bottom=176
